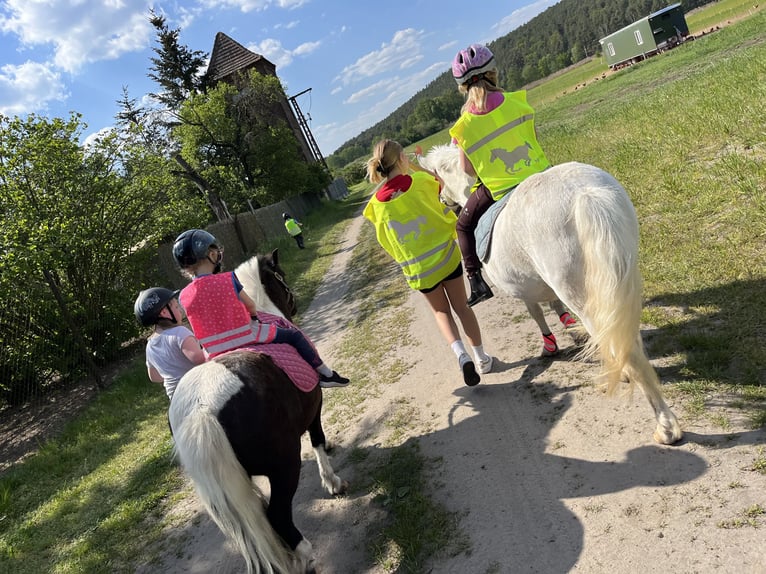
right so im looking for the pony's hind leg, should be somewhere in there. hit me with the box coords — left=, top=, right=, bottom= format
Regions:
left=524, top=300, right=559, bottom=356
left=623, top=345, right=683, bottom=444
left=549, top=300, right=589, bottom=347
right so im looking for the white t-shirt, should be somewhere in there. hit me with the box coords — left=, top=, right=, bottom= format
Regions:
left=146, top=325, right=200, bottom=399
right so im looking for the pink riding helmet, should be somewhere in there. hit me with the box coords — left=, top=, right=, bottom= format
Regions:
left=452, top=44, right=495, bottom=85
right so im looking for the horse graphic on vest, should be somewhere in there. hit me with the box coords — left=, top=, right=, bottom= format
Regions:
left=490, top=142, right=533, bottom=174
left=388, top=215, right=427, bottom=243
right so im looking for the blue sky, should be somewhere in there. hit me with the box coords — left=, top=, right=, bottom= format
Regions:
left=0, top=0, right=559, bottom=155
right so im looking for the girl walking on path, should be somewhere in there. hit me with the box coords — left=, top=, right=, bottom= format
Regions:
left=363, top=139, right=494, bottom=386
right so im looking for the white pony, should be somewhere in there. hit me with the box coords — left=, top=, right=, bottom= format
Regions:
left=419, top=144, right=682, bottom=445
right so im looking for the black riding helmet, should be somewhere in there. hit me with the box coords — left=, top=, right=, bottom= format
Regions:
left=134, top=287, right=178, bottom=327
left=172, top=229, right=221, bottom=268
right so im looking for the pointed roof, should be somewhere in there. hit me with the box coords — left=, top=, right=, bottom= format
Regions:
left=207, top=32, right=275, bottom=82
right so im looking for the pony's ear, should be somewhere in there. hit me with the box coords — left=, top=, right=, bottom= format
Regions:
left=270, top=248, right=279, bottom=268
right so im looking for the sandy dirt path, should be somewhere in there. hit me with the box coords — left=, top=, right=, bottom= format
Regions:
left=141, top=210, right=766, bottom=574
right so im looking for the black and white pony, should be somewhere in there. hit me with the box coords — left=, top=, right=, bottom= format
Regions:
left=168, top=250, right=347, bottom=573
left=419, top=144, right=682, bottom=445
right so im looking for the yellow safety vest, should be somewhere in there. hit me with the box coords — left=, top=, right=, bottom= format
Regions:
left=363, top=172, right=462, bottom=290
left=285, top=219, right=301, bottom=236
left=449, top=91, right=550, bottom=200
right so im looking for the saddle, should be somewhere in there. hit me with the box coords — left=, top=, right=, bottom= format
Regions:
left=476, top=190, right=515, bottom=262
left=225, top=312, right=319, bottom=392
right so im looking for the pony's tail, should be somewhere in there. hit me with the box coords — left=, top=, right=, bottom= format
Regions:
left=172, top=406, right=293, bottom=574
left=574, top=171, right=643, bottom=394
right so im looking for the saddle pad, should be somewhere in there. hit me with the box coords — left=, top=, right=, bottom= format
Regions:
left=222, top=311, right=319, bottom=392
left=240, top=343, right=319, bottom=392
left=476, top=190, right=514, bottom=262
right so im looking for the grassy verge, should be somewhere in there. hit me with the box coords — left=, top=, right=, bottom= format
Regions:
left=537, top=11, right=766, bottom=423
left=0, top=360, right=185, bottom=573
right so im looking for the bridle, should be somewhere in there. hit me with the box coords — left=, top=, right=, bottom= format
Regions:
left=275, top=271, right=297, bottom=317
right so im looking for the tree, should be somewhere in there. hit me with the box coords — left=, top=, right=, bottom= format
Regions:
left=0, top=113, right=205, bottom=402
left=174, top=70, right=330, bottom=211
left=147, top=11, right=210, bottom=110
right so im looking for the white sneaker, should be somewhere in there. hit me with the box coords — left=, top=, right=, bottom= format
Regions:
left=476, top=355, right=494, bottom=374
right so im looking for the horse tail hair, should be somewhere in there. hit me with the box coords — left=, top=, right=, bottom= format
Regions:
left=170, top=365, right=294, bottom=574
left=573, top=166, right=644, bottom=394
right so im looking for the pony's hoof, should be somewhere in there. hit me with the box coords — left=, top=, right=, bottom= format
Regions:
left=568, top=329, right=589, bottom=347
left=653, top=427, right=683, bottom=445
left=336, top=479, right=350, bottom=494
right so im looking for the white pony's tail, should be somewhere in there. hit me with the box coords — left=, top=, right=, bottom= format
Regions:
left=573, top=165, right=643, bottom=394
left=170, top=368, right=294, bottom=574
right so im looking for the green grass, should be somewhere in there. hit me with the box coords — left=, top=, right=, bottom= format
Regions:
left=0, top=360, right=185, bottom=573
left=686, top=0, right=763, bottom=33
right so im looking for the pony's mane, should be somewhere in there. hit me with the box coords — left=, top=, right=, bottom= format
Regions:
left=417, top=144, right=475, bottom=208
left=234, top=255, right=285, bottom=318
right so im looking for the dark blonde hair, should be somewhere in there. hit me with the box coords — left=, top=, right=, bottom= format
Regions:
left=366, top=139, right=404, bottom=184
left=459, top=69, right=501, bottom=114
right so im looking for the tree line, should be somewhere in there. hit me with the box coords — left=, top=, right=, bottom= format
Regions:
left=326, top=0, right=713, bottom=174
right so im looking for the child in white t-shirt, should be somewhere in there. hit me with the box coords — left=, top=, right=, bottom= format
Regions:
left=134, top=287, right=206, bottom=400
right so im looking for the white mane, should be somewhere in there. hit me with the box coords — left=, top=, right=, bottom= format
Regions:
left=234, top=256, right=285, bottom=318
left=417, top=143, right=475, bottom=208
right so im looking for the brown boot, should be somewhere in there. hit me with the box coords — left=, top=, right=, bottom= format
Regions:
left=467, top=270, right=493, bottom=307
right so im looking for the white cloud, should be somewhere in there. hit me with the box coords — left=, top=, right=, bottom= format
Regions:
left=343, top=60, right=445, bottom=106
left=333, top=28, right=426, bottom=86
left=274, top=20, right=299, bottom=30
left=293, top=40, right=321, bottom=56
left=199, top=0, right=308, bottom=12
left=247, top=37, right=320, bottom=69
left=248, top=38, right=293, bottom=68
left=0, top=0, right=154, bottom=73
left=0, top=61, right=68, bottom=115
left=343, top=78, right=389, bottom=105
left=438, top=40, right=458, bottom=52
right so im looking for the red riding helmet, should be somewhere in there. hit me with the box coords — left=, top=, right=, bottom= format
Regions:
left=452, top=44, right=495, bottom=85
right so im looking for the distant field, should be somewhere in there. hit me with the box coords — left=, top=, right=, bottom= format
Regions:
left=686, top=0, right=763, bottom=32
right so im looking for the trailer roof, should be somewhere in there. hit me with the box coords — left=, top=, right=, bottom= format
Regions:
left=599, top=3, right=683, bottom=44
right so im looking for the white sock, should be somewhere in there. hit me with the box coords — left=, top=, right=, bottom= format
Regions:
left=472, top=345, right=491, bottom=362
left=317, top=363, right=333, bottom=376
left=450, top=340, right=467, bottom=359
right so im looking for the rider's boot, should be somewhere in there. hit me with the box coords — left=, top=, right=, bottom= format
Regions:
left=466, top=270, right=494, bottom=307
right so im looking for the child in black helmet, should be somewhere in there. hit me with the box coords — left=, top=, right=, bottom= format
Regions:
left=172, top=228, right=350, bottom=389
left=134, top=287, right=206, bottom=400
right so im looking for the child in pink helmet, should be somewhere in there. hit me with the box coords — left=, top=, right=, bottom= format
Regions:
left=449, top=43, right=551, bottom=306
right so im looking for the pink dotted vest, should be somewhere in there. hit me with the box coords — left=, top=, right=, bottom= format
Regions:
left=180, top=272, right=275, bottom=358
